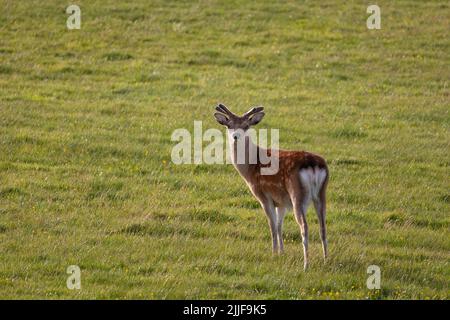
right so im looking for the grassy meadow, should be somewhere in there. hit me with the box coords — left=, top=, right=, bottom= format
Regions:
left=0, top=0, right=449, bottom=299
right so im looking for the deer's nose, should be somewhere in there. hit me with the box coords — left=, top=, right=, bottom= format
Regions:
left=232, top=132, right=240, bottom=140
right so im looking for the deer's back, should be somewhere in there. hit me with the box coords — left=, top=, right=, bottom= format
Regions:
left=253, top=149, right=328, bottom=207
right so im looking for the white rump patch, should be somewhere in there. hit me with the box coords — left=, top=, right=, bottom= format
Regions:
left=299, top=167, right=327, bottom=202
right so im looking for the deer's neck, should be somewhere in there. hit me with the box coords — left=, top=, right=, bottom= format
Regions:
left=230, top=136, right=259, bottom=182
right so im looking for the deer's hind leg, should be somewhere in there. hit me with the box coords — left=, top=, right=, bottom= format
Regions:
left=313, top=183, right=328, bottom=260
left=289, top=177, right=311, bottom=271
left=293, top=195, right=310, bottom=270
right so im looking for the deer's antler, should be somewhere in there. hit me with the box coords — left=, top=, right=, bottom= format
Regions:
left=243, top=106, right=264, bottom=119
left=215, top=103, right=238, bottom=119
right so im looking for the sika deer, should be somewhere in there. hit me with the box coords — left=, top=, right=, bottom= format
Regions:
left=214, top=104, right=329, bottom=270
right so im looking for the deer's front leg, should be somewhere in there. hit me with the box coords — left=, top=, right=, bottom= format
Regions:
left=276, top=206, right=287, bottom=253
left=259, top=197, right=278, bottom=254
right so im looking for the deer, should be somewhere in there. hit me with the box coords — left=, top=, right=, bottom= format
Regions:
left=214, top=103, right=329, bottom=270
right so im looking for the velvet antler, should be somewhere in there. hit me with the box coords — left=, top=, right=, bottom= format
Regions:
left=243, top=106, right=264, bottom=119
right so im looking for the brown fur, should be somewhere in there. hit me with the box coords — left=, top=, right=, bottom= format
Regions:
left=245, top=148, right=328, bottom=207
left=214, top=104, right=329, bottom=270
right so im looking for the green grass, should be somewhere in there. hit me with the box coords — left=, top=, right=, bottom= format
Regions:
left=0, top=0, right=449, bottom=299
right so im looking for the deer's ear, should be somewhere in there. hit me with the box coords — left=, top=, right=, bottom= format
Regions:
left=214, top=113, right=229, bottom=126
left=248, top=112, right=265, bottom=126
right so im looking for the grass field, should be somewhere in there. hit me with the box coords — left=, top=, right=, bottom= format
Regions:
left=0, top=0, right=449, bottom=299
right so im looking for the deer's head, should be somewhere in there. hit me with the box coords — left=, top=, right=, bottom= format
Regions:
left=213, top=103, right=265, bottom=141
